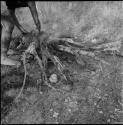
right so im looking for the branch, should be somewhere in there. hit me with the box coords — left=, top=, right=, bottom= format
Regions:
left=15, top=53, right=27, bottom=101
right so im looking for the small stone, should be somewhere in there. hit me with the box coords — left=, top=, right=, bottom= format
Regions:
left=94, top=102, right=97, bottom=106
left=65, top=98, right=68, bottom=103
left=68, top=108, right=72, bottom=112
left=49, top=74, right=58, bottom=83
left=53, top=112, right=59, bottom=118
left=107, top=119, right=111, bottom=123
left=39, top=91, right=43, bottom=94
left=98, top=110, right=103, bottom=114
left=50, top=109, right=53, bottom=112
left=91, top=39, right=97, bottom=43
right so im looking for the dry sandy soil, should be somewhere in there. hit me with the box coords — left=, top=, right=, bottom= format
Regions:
left=1, top=1, right=123, bottom=124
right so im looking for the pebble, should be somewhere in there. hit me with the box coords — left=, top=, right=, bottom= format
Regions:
left=98, top=110, right=103, bottom=114
left=49, top=74, right=58, bottom=83
left=53, top=112, right=59, bottom=118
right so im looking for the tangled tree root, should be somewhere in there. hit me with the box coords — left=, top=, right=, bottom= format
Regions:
left=11, top=31, right=122, bottom=100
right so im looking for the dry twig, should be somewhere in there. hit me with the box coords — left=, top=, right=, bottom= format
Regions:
left=15, top=53, right=27, bottom=101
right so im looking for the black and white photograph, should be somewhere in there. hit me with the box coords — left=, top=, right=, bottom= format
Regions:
left=1, top=1, right=123, bottom=124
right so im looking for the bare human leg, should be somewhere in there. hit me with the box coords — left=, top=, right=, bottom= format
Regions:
left=1, top=18, right=21, bottom=66
left=27, top=2, right=41, bottom=33
left=8, top=9, right=28, bottom=35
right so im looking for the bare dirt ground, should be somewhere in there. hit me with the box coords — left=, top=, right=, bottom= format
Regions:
left=1, top=1, right=123, bottom=124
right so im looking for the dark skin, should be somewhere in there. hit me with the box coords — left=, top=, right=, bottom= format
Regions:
left=1, top=1, right=41, bottom=66
left=27, top=1, right=41, bottom=33
left=6, top=1, right=41, bottom=34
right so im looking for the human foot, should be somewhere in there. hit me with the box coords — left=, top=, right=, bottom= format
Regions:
left=7, top=49, right=21, bottom=55
left=1, top=56, right=21, bottom=67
